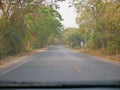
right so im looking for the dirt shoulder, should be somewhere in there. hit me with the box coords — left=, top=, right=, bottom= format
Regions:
left=69, top=47, right=120, bottom=63
left=0, top=48, right=47, bottom=69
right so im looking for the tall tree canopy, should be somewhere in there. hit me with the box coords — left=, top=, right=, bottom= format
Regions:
left=0, top=0, right=63, bottom=59
left=75, top=0, right=120, bottom=55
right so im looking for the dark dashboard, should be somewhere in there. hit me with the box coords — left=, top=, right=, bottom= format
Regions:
left=0, top=81, right=120, bottom=90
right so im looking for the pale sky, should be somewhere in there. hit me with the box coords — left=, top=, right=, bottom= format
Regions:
left=56, top=0, right=78, bottom=28
left=45, top=0, right=78, bottom=28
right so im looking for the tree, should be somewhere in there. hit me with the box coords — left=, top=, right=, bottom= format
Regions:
left=0, top=0, right=63, bottom=59
left=63, top=28, right=82, bottom=48
left=25, top=5, right=63, bottom=48
left=75, top=0, right=120, bottom=55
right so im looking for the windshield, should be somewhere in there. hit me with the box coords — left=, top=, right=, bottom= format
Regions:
left=0, top=0, right=120, bottom=87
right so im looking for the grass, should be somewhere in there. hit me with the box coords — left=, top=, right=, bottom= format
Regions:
left=68, top=47, right=120, bottom=63
left=0, top=48, right=47, bottom=67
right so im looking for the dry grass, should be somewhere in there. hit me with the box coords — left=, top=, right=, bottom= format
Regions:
left=104, top=55, right=120, bottom=63
left=0, top=48, right=47, bottom=68
left=69, top=47, right=120, bottom=63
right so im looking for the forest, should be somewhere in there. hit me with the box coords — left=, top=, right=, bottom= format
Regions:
left=0, top=0, right=63, bottom=59
left=64, top=0, right=120, bottom=56
left=0, top=0, right=120, bottom=60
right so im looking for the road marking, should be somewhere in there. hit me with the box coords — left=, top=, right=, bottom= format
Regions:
left=0, top=54, right=39, bottom=77
left=0, top=59, right=33, bottom=77
left=73, top=64, right=82, bottom=73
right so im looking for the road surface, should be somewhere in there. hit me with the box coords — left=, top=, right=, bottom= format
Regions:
left=0, top=45, right=120, bottom=83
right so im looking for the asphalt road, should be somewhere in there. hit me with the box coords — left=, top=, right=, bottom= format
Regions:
left=0, top=45, right=120, bottom=83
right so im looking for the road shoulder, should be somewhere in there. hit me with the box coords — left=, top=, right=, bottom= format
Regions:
left=67, top=47, right=120, bottom=65
left=0, top=48, right=47, bottom=69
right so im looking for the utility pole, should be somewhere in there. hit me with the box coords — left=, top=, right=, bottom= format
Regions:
left=84, top=26, right=86, bottom=49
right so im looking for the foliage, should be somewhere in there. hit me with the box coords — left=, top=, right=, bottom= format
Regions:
left=25, top=5, right=63, bottom=48
left=0, top=1, right=63, bottom=59
left=75, top=0, right=120, bottom=55
left=63, top=28, right=83, bottom=48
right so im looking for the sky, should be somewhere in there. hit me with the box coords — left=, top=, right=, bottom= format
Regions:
left=56, top=0, right=79, bottom=28
left=45, top=0, right=79, bottom=28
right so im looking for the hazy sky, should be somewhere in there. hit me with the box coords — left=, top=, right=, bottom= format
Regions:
left=56, top=0, right=78, bottom=28
left=45, top=0, right=78, bottom=28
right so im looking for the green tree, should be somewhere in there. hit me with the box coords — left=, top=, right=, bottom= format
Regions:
left=25, top=5, right=63, bottom=48
left=0, top=1, right=63, bottom=59
left=75, top=0, right=120, bottom=55
left=63, top=28, right=82, bottom=48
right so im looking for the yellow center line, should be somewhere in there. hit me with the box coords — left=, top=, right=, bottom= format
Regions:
left=73, top=64, right=82, bottom=73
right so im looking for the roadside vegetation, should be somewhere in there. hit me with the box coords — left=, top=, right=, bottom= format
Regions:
left=0, top=0, right=63, bottom=59
left=64, top=0, right=120, bottom=62
left=0, top=0, right=120, bottom=62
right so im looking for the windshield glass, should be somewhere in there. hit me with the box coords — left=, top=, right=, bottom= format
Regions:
left=0, top=0, right=120, bottom=86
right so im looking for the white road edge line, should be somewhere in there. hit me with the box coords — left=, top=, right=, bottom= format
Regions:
left=0, top=50, right=46, bottom=77
left=70, top=49, right=120, bottom=66
left=0, top=59, right=31, bottom=77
